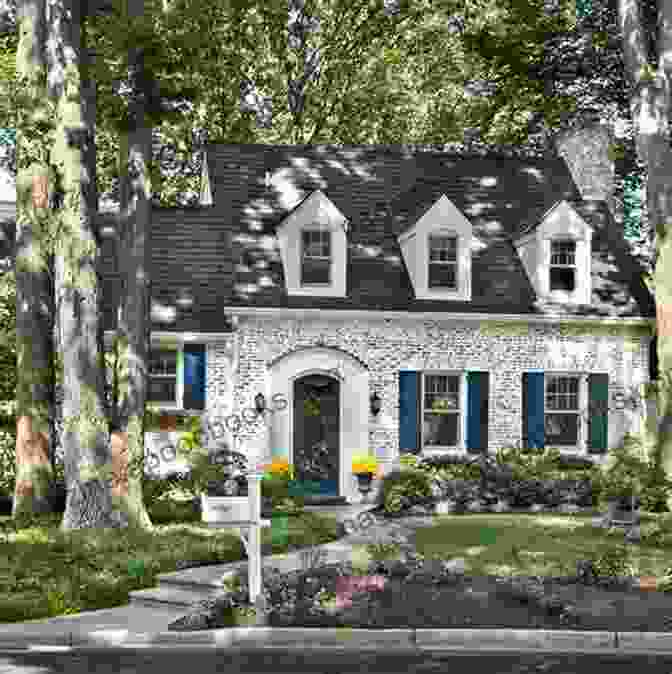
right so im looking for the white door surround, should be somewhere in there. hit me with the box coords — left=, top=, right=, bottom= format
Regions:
left=268, top=346, right=369, bottom=502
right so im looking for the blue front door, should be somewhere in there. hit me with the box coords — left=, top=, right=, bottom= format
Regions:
left=293, top=375, right=339, bottom=497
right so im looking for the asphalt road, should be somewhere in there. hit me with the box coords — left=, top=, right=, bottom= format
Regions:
left=0, top=649, right=672, bottom=674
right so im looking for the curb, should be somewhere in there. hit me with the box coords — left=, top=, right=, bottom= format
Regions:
left=3, top=628, right=672, bottom=653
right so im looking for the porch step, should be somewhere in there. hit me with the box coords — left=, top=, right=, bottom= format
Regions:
left=129, top=585, right=222, bottom=610
left=301, top=496, right=350, bottom=506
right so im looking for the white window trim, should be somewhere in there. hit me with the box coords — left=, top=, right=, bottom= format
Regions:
left=397, top=195, right=474, bottom=302
left=543, top=372, right=588, bottom=452
left=300, top=227, right=333, bottom=287
left=548, top=237, right=578, bottom=295
left=428, top=234, right=459, bottom=291
left=147, top=344, right=184, bottom=410
left=276, top=190, right=348, bottom=298
left=420, top=371, right=468, bottom=452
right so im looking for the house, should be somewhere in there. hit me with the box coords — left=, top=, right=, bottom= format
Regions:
left=99, top=138, right=655, bottom=503
left=0, top=133, right=658, bottom=505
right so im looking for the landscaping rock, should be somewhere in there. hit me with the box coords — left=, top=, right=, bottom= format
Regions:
left=444, top=557, right=466, bottom=575
left=167, top=596, right=228, bottom=631
left=576, top=559, right=599, bottom=585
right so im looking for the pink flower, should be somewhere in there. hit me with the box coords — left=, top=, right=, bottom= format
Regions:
left=335, top=575, right=387, bottom=609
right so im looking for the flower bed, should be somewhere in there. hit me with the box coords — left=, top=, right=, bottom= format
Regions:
left=168, top=555, right=672, bottom=632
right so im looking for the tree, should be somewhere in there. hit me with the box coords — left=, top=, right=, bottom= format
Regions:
left=618, top=0, right=672, bottom=506
left=12, top=0, right=58, bottom=518
left=107, top=0, right=156, bottom=530
left=47, top=0, right=120, bottom=530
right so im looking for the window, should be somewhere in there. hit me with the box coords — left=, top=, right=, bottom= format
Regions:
left=545, top=375, right=580, bottom=446
left=423, top=373, right=460, bottom=447
left=301, top=229, right=331, bottom=285
left=148, top=349, right=178, bottom=404
left=428, top=235, right=458, bottom=289
left=549, top=239, right=576, bottom=292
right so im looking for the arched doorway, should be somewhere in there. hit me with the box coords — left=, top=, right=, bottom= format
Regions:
left=293, top=374, right=340, bottom=496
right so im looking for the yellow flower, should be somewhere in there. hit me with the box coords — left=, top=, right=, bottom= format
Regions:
left=351, top=453, right=379, bottom=474
left=263, top=457, right=294, bottom=480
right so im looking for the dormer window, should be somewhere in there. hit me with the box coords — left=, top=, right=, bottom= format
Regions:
left=549, top=239, right=576, bottom=292
left=301, top=229, right=332, bottom=285
left=276, top=190, right=347, bottom=297
left=428, top=235, right=458, bottom=289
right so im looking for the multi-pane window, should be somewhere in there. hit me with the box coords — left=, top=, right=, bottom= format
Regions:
left=545, top=375, right=580, bottom=446
left=549, top=239, right=576, bottom=292
left=423, top=374, right=460, bottom=447
left=148, top=349, right=178, bottom=404
left=301, top=229, right=331, bottom=285
left=428, top=235, right=458, bottom=289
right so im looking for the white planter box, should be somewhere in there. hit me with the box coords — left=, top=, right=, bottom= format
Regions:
left=201, top=495, right=251, bottom=524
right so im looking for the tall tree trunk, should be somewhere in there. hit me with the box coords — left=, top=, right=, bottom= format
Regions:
left=13, top=0, right=57, bottom=519
left=47, top=0, right=119, bottom=531
left=619, top=0, right=672, bottom=506
left=108, top=0, right=155, bottom=531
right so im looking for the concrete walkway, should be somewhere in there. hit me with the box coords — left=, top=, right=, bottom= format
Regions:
left=2, top=505, right=672, bottom=654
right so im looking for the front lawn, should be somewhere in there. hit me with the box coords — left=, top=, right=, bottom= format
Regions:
left=0, top=505, right=339, bottom=625
left=410, top=511, right=672, bottom=579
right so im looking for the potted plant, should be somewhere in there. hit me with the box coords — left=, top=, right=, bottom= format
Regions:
left=261, top=458, right=303, bottom=516
left=351, top=453, right=380, bottom=502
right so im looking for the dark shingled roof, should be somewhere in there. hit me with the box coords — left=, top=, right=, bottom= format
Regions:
left=92, top=144, right=655, bottom=331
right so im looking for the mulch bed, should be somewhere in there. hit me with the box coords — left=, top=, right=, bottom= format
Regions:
left=265, top=570, right=672, bottom=632
left=169, top=508, right=672, bottom=633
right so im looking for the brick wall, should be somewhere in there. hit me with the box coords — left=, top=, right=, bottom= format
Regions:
left=205, top=315, right=651, bottom=460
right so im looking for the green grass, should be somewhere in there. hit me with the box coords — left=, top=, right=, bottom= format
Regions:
left=411, top=511, right=672, bottom=579
left=0, top=498, right=340, bottom=625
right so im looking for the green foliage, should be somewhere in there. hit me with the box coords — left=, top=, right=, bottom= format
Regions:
left=595, top=434, right=672, bottom=510
left=377, top=467, right=433, bottom=515
left=0, top=430, right=15, bottom=495
left=586, top=544, right=636, bottom=580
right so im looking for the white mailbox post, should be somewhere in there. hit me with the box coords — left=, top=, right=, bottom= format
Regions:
left=204, top=455, right=271, bottom=624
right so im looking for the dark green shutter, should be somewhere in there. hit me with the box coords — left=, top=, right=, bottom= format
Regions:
left=183, top=344, right=206, bottom=410
left=588, top=373, right=609, bottom=453
left=522, top=372, right=545, bottom=449
left=399, top=371, right=422, bottom=454
left=466, top=371, right=489, bottom=452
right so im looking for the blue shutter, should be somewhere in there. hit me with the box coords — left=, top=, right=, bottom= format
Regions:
left=466, top=371, right=489, bottom=452
left=399, top=371, right=421, bottom=454
left=183, top=344, right=206, bottom=410
left=522, top=372, right=544, bottom=449
left=588, top=373, right=609, bottom=453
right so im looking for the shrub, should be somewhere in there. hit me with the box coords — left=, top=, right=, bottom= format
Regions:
left=0, top=429, right=15, bottom=496
left=376, top=468, right=433, bottom=515
left=587, top=545, right=636, bottom=582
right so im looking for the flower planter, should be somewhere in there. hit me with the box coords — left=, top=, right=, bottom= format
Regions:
left=353, top=472, right=376, bottom=503
left=200, top=495, right=251, bottom=524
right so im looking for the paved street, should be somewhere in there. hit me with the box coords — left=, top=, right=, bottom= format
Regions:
left=0, top=649, right=671, bottom=674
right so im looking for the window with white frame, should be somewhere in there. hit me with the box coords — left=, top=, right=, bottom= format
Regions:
left=545, top=375, right=580, bottom=446
left=428, top=235, right=458, bottom=289
left=549, top=239, right=576, bottom=292
left=148, top=349, right=178, bottom=404
left=301, top=229, right=332, bottom=285
left=423, top=373, right=461, bottom=448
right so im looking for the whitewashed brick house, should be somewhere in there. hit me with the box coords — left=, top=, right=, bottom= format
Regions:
left=96, top=139, right=655, bottom=504
left=0, top=134, right=657, bottom=505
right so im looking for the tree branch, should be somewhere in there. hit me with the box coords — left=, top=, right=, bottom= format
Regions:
left=619, top=0, right=654, bottom=91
